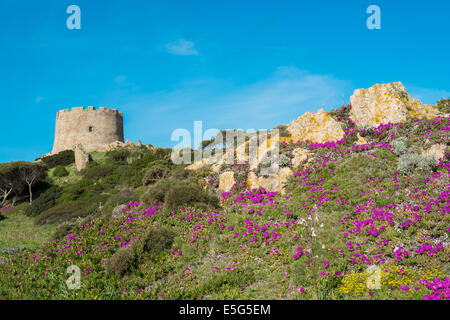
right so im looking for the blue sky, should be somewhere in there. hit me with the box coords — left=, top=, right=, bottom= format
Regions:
left=0, top=0, right=449, bottom=162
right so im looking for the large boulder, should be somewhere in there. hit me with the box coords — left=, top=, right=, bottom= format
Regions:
left=292, top=148, right=310, bottom=168
left=112, top=204, right=127, bottom=219
left=349, top=82, right=439, bottom=127
left=246, top=167, right=292, bottom=194
left=422, top=144, right=447, bottom=163
left=219, top=171, right=235, bottom=192
left=287, top=109, right=344, bottom=142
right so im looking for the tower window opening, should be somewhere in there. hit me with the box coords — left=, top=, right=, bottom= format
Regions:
left=89, top=126, right=93, bottom=132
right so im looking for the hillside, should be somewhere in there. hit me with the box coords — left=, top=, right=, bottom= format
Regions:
left=0, top=83, right=449, bottom=300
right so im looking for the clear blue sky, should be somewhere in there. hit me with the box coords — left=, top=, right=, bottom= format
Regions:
left=0, top=0, right=449, bottom=162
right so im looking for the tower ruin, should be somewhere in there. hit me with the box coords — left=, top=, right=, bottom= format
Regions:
left=51, top=106, right=124, bottom=154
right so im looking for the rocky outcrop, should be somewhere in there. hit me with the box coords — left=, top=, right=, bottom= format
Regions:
left=246, top=167, right=292, bottom=194
left=74, top=144, right=89, bottom=172
left=287, top=109, right=345, bottom=143
left=422, top=144, right=447, bottom=163
left=219, top=171, right=235, bottom=192
left=186, top=82, right=444, bottom=196
left=292, top=148, right=310, bottom=168
left=187, top=109, right=342, bottom=194
left=186, top=158, right=210, bottom=171
left=349, top=82, right=439, bottom=127
left=112, top=204, right=127, bottom=219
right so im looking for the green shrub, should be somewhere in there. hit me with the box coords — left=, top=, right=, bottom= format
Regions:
left=164, top=181, right=219, bottom=211
left=142, top=165, right=170, bottom=186
left=148, top=159, right=172, bottom=168
left=106, top=149, right=130, bottom=162
left=35, top=201, right=99, bottom=225
left=24, top=186, right=62, bottom=217
left=143, top=227, right=177, bottom=256
left=140, top=178, right=173, bottom=205
left=116, top=164, right=146, bottom=188
left=436, top=98, right=450, bottom=113
left=392, top=137, right=408, bottom=156
left=169, top=167, right=192, bottom=180
left=53, top=166, right=69, bottom=177
left=273, top=124, right=290, bottom=137
left=153, top=148, right=172, bottom=161
left=84, top=165, right=111, bottom=180
left=40, top=150, right=75, bottom=168
left=397, top=153, right=436, bottom=175
left=105, top=247, right=136, bottom=276
left=52, top=223, right=74, bottom=240
left=58, top=179, right=91, bottom=202
left=279, top=153, right=291, bottom=167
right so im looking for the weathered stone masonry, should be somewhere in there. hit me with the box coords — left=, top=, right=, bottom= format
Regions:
left=51, top=106, right=124, bottom=154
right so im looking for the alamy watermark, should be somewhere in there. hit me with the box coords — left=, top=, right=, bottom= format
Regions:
left=66, top=265, right=81, bottom=290
left=366, top=265, right=381, bottom=290
left=66, top=5, right=81, bottom=30
left=366, top=5, right=381, bottom=30
left=170, top=121, right=280, bottom=176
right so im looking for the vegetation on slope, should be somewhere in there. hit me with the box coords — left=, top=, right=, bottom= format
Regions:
left=0, top=103, right=448, bottom=300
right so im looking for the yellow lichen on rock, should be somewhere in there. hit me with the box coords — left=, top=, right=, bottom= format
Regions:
left=219, top=171, right=235, bottom=192
left=421, top=144, right=447, bottom=163
left=286, top=109, right=344, bottom=143
left=186, top=158, right=209, bottom=170
left=292, top=148, right=310, bottom=168
left=350, top=82, right=439, bottom=127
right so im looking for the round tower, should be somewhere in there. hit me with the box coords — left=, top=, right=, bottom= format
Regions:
left=52, top=106, right=124, bottom=154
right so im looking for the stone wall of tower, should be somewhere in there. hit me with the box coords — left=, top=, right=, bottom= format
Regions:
left=52, top=106, right=124, bottom=154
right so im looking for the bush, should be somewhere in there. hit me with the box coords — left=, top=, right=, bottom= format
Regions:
left=52, top=223, right=74, bottom=240
left=58, top=179, right=91, bottom=202
left=153, top=148, right=172, bottom=161
left=436, top=98, right=450, bottom=114
left=164, top=181, right=219, bottom=211
left=35, top=201, right=99, bottom=225
left=169, top=167, right=192, bottom=180
left=143, top=227, right=177, bottom=256
left=84, top=165, right=111, bottom=180
left=53, top=166, right=69, bottom=177
left=397, top=153, right=436, bottom=175
left=40, top=150, right=74, bottom=168
left=279, top=153, right=291, bottom=167
left=392, top=137, right=408, bottom=156
left=142, top=165, right=170, bottom=186
left=140, top=178, right=173, bottom=205
left=106, top=149, right=130, bottom=162
left=105, top=247, right=136, bottom=276
left=273, top=124, right=290, bottom=137
left=24, top=186, right=62, bottom=217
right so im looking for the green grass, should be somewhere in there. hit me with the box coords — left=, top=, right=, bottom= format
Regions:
left=49, top=165, right=81, bottom=186
left=0, top=205, right=57, bottom=250
left=90, top=151, right=107, bottom=162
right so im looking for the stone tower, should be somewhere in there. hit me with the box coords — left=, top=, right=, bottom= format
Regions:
left=52, top=106, right=124, bottom=154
